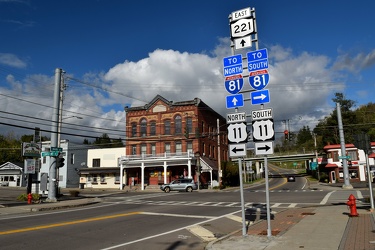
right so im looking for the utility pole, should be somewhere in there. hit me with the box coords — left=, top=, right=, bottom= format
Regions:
left=57, top=72, right=66, bottom=147
left=217, top=118, right=221, bottom=187
left=336, top=102, right=353, bottom=189
left=47, top=68, right=63, bottom=202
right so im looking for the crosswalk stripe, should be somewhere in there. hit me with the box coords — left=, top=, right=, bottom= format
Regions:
left=187, top=225, right=217, bottom=242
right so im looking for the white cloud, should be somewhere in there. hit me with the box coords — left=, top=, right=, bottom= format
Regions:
left=0, top=44, right=353, bottom=141
left=0, top=53, right=27, bottom=68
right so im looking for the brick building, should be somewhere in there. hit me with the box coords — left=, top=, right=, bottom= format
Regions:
left=120, top=95, right=228, bottom=190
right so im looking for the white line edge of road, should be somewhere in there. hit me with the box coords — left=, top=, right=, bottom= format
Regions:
left=320, top=191, right=335, bottom=205
left=99, top=210, right=242, bottom=250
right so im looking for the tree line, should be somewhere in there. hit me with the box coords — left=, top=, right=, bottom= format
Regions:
left=0, top=133, right=123, bottom=165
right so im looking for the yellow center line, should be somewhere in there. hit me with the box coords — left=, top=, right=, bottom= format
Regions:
left=0, top=211, right=140, bottom=235
left=268, top=165, right=288, bottom=190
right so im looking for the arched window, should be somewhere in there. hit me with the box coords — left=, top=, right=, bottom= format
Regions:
left=140, top=118, right=147, bottom=137
left=175, top=115, right=182, bottom=135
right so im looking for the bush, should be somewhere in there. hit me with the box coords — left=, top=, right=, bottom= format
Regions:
left=17, top=193, right=41, bottom=202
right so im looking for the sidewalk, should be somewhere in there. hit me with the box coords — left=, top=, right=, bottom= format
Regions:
left=206, top=188, right=375, bottom=250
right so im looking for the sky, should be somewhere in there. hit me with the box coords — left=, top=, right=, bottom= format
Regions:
left=0, top=0, right=374, bottom=143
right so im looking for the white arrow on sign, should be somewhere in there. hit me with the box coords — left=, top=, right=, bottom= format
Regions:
left=228, top=123, right=248, bottom=143
left=253, top=93, right=267, bottom=101
left=252, top=119, right=275, bottom=142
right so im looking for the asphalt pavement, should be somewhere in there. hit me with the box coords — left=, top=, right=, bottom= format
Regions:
left=1, top=183, right=375, bottom=250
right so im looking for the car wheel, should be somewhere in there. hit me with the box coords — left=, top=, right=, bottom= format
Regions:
left=186, top=186, right=193, bottom=192
left=164, top=187, right=170, bottom=193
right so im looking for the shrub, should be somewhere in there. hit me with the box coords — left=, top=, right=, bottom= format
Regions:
left=17, top=193, right=41, bottom=202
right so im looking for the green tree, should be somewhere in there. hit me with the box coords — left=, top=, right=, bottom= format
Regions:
left=314, top=93, right=357, bottom=146
left=296, top=126, right=314, bottom=151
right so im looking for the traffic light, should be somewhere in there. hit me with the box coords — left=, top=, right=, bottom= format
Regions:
left=284, top=130, right=289, bottom=140
left=56, top=157, right=65, bottom=168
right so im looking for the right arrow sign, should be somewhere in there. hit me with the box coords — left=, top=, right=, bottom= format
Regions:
left=255, top=141, right=274, bottom=155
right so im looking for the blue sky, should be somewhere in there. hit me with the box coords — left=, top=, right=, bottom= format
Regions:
left=0, top=0, right=374, bottom=142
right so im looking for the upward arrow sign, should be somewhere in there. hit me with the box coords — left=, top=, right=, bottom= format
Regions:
left=226, top=94, right=244, bottom=109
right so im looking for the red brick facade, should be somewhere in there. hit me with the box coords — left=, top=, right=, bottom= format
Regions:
left=125, top=95, right=228, bottom=161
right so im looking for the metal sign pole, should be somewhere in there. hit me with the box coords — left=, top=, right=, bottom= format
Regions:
left=264, top=156, right=272, bottom=238
left=238, top=157, right=247, bottom=236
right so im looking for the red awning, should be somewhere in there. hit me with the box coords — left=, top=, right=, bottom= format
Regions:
left=325, top=163, right=338, bottom=168
left=369, top=153, right=375, bottom=158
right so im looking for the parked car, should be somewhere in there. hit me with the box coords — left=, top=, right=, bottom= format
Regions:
left=160, top=178, right=198, bottom=193
left=287, top=175, right=296, bottom=182
left=0, top=181, right=9, bottom=186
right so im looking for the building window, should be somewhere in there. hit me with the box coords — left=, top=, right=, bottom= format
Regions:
left=331, top=151, right=339, bottom=162
left=150, top=121, right=156, bottom=136
left=164, top=120, right=171, bottom=135
left=175, top=115, right=182, bottom=135
left=165, top=143, right=171, bottom=154
left=187, top=141, right=193, bottom=154
left=70, top=153, right=74, bottom=164
left=92, top=159, right=100, bottom=167
left=186, top=117, right=193, bottom=133
left=151, top=144, right=156, bottom=156
left=132, top=145, right=137, bottom=155
left=347, top=150, right=358, bottom=161
left=140, top=118, right=147, bottom=137
left=176, top=141, right=182, bottom=155
left=141, top=144, right=147, bottom=156
left=131, top=123, right=137, bottom=137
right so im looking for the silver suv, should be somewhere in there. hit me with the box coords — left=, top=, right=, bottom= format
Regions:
left=160, top=178, right=198, bottom=193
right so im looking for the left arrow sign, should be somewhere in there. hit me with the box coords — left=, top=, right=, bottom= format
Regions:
left=229, top=143, right=247, bottom=157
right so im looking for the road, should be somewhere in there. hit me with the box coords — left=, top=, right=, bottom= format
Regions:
left=0, top=169, right=346, bottom=250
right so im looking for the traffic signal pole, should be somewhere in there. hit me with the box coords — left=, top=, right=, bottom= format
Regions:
left=47, top=68, right=63, bottom=202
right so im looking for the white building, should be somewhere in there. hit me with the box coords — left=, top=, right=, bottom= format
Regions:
left=79, top=147, right=126, bottom=189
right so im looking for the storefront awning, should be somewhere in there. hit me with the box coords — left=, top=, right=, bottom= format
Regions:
left=325, top=163, right=338, bottom=168
left=79, top=167, right=120, bottom=175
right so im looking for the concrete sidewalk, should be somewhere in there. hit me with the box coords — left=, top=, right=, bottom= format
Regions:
left=206, top=190, right=375, bottom=250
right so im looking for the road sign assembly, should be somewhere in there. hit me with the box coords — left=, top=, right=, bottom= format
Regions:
left=226, top=94, right=244, bottom=109
left=249, top=69, right=270, bottom=90
left=255, top=141, right=274, bottom=155
left=250, top=89, right=270, bottom=105
left=227, top=112, right=246, bottom=124
left=229, top=143, right=247, bottom=157
left=225, top=74, right=244, bottom=94
left=223, top=54, right=243, bottom=77
left=228, top=122, right=248, bottom=143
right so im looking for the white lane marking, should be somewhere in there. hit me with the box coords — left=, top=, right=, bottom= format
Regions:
left=288, top=203, right=297, bottom=208
left=140, top=212, right=215, bottom=219
left=356, top=190, right=363, bottom=199
left=320, top=190, right=335, bottom=204
left=225, top=214, right=243, bottom=223
left=100, top=209, right=242, bottom=250
left=271, top=203, right=281, bottom=208
left=225, top=202, right=238, bottom=207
